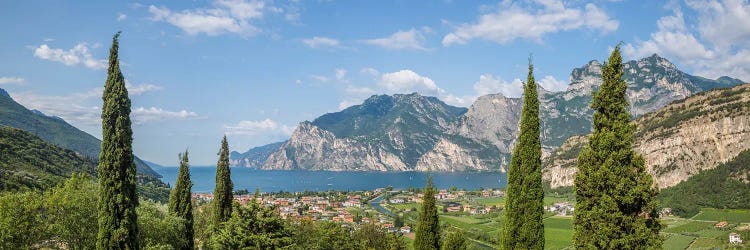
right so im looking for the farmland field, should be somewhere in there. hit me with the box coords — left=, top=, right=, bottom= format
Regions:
left=544, top=216, right=574, bottom=250
left=691, top=208, right=750, bottom=223
left=662, top=234, right=696, bottom=250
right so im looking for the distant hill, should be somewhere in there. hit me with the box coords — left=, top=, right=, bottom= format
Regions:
left=544, top=84, right=750, bottom=189
left=0, top=88, right=160, bottom=178
left=659, top=149, right=750, bottom=217
left=232, top=54, right=745, bottom=172
left=0, top=126, right=96, bottom=191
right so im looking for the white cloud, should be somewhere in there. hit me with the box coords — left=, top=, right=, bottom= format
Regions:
left=310, top=75, right=329, bottom=82
left=538, top=75, right=568, bottom=92
left=0, top=77, right=25, bottom=85
left=125, top=81, right=163, bottom=95
left=360, top=67, right=379, bottom=76
left=473, top=74, right=524, bottom=98
left=303, top=36, right=341, bottom=49
left=335, top=68, right=347, bottom=81
left=148, top=0, right=267, bottom=37
left=9, top=83, right=179, bottom=128
left=117, top=13, right=127, bottom=22
left=378, top=70, right=443, bottom=96
left=33, top=43, right=106, bottom=70
left=338, top=85, right=377, bottom=110
left=131, top=107, right=199, bottom=124
left=623, top=0, right=750, bottom=81
left=443, top=1, right=618, bottom=46
left=224, top=118, right=294, bottom=136
left=364, top=29, right=428, bottom=51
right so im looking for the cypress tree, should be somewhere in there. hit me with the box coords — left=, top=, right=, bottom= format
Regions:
left=573, top=45, right=662, bottom=249
left=501, top=59, right=545, bottom=249
left=96, top=31, right=139, bottom=250
left=414, top=176, right=440, bottom=250
left=212, top=135, right=233, bottom=226
left=169, top=150, right=194, bottom=250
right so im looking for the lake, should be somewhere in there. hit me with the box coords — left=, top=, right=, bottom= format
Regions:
left=154, top=167, right=507, bottom=193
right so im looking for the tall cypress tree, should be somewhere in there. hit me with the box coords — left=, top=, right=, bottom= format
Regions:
left=212, top=136, right=233, bottom=226
left=501, top=60, right=544, bottom=250
left=414, top=176, right=440, bottom=250
left=169, top=150, right=194, bottom=250
left=97, top=31, right=139, bottom=250
left=573, top=45, right=662, bottom=249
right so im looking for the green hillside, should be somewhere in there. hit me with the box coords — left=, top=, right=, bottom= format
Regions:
left=0, top=126, right=96, bottom=191
left=0, top=88, right=160, bottom=177
left=659, top=149, right=750, bottom=217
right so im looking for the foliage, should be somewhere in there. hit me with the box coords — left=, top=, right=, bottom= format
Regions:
left=573, top=45, right=662, bottom=249
left=168, top=150, right=194, bottom=250
left=0, top=126, right=96, bottom=191
left=193, top=203, right=214, bottom=249
left=138, top=201, right=188, bottom=249
left=659, top=149, right=750, bottom=218
left=441, top=230, right=467, bottom=250
left=97, top=31, right=140, bottom=249
left=501, top=61, right=545, bottom=249
left=288, top=220, right=359, bottom=250
left=0, top=191, right=48, bottom=250
left=210, top=201, right=292, bottom=249
left=46, top=173, right=99, bottom=250
left=212, top=135, right=234, bottom=226
left=414, top=176, right=441, bottom=250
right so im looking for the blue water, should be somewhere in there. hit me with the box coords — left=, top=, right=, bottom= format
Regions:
left=154, top=167, right=507, bottom=193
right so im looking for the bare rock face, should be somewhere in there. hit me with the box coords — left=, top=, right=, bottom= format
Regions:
left=262, top=122, right=409, bottom=171
left=415, top=138, right=490, bottom=172
left=543, top=84, right=750, bottom=189
left=450, top=94, right=522, bottom=152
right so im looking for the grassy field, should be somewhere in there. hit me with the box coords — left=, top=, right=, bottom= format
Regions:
left=691, top=208, right=750, bottom=223
left=381, top=198, right=749, bottom=249
left=544, top=216, right=574, bottom=250
left=663, top=234, right=696, bottom=250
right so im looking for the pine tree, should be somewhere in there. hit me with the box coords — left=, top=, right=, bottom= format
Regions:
left=573, top=45, right=662, bottom=249
left=97, top=31, right=140, bottom=250
left=212, top=136, right=233, bottom=226
left=501, top=59, right=545, bottom=249
left=414, top=176, right=440, bottom=250
left=169, top=150, right=194, bottom=250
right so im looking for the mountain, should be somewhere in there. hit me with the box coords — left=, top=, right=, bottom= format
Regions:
left=0, top=126, right=96, bottom=191
left=0, top=88, right=160, bottom=178
left=543, top=84, right=750, bottom=189
left=232, top=54, right=745, bottom=172
left=230, top=141, right=286, bottom=168
left=658, top=148, right=750, bottom=217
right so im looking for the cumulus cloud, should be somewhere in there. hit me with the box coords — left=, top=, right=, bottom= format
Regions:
left=9, top=83, right=185, bottom=128
left=117, top=13, right=127, bottom=21
left=377, top=70, right=443, bottom=96
left=224, top=118, right=294, bottom=136
left=443, top=1, right=618, bottom=46
left=538, top=75, right=568, bottom=92
left=303, top=36, right=342, bottom=49
left=335, top=68, right=347, bottom=81
left=148, top=0, right=267, bottom=37
left=0, top=77, right=25, bottom=85
left=33, top=43, right=106, bottom=70
left=473, top=74, right=524, bottom=98
left=363, top=29, right=428, bottom=50
left=623, top=0, right=750, bottom=80
left=131, top=107, right=199, bottom=124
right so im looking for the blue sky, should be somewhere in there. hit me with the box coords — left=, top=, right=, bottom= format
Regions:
left=1, top=0, right=749, bottom=165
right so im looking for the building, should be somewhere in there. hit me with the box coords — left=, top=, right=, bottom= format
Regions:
left=730, top=233, right=743, bottom=244
left=400, top=226, right=411, bottom=233
left=715, top=221, right=729, bottom=229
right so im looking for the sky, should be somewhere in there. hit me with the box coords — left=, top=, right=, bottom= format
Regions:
left=1, top=0, right=749, bottom=166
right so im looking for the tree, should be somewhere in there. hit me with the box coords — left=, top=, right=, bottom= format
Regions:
left=441, top=230, right=467, bottom=250
left=138, top=201, right=188, bottom=249
left=414, top=176, right=440, bottom=250
left=212, top=135, right=233, bottom=226
left=573, top=45, right=662, bottom=249
left=0, top=192, right=48, bottom=249
left=47, top=173, right=98, bottom=250
left=169, top=150, right=194, bottom=250
left=501, top=59, right=545, bottom=249
left=210, top=201, right=292, bottom=249
left=97, top=31, right=140, bottom=250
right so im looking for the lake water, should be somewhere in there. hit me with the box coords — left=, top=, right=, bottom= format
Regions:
left=155, top=167, right=507, bottom=193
